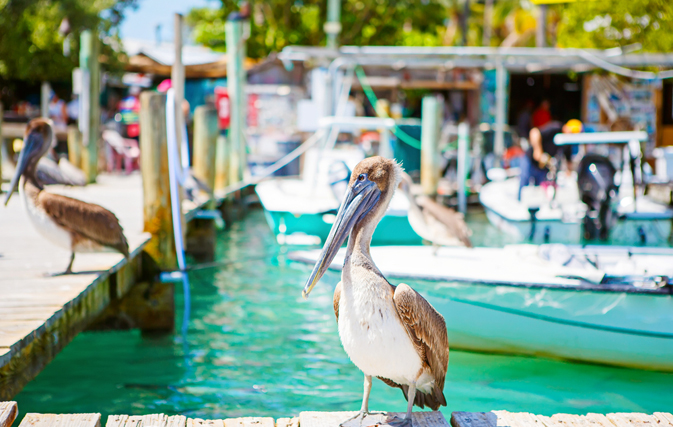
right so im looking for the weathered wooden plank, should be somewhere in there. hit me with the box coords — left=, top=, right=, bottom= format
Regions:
left=451, top=412, right=497, bottom=427
left=166, top=416, right=187, bottom=427
left=607, top=413, right=660, bottom=427
left=300, top=411, right=449, bottom=427
left=275, top=417, right=299, bottom=427
left=106, top=415, right=129, bottom=427
left=187, top=419, right=224, bottom=427
left=19, top=413, right=101, bottom=427
left=652, top=414, right=673, bottom=427
left=224, top=418, right=274, bottom=427
left=0, top=402, right=18, bottom=427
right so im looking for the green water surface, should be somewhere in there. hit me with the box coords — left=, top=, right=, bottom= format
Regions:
left=14, top=210, right=673, bottom=421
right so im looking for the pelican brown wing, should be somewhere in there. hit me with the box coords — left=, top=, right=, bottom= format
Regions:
left=38, top=192, right=130, bottom=257
left=333, top=281, right=342, bottom=321
left=384, top=283, right=449, bottom=410
left=417, top=196, right=473, bottom=247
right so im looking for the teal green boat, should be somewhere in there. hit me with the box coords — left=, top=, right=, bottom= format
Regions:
left=290, top=244, right=673, bottom=371
left=257, top=177, right=422, bottom=245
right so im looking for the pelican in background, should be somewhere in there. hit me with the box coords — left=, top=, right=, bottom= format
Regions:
left=4, top=118, right=129, bottom=275
left=400, top=173, right=472, bottom=248
left=303, top=157, right=449, bottom=427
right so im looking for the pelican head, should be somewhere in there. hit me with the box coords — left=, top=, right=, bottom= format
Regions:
left=303, top=156, right=402, bottom=298
left=4, top=118, right=54, bottom=205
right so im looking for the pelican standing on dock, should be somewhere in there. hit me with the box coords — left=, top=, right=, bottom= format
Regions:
left=4, top=119, right=129, bottom=275
left=303, top=157, right=449, bottom=427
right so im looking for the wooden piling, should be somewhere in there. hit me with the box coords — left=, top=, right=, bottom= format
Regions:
left=79, top=30, right=101, bottom=183
left=137, top=91, right=176, bottom=332
left=187, top=106, right=219, bottom=262
left=214, top=133, right=229, bottom=195
left=225, top=19, right=247, bottom=187
left=140, top=92, right=177, bottom=270
left=421, top=95, right=442, bottom=195
left=192, top=106, right=219, bottom=195
left=67, top=125, right=82, bottom=170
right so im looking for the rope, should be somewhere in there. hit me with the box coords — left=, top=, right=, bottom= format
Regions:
left=166, top=88, right=191, bottom=336
left=215, top=129, right=327, bottom=198
left=354, top=66, right=423, bottom=150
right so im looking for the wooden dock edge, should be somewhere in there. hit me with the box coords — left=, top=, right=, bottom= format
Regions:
left=1, top=409, right=672, bottom=427
left=0, top=239, right=149, bottom=401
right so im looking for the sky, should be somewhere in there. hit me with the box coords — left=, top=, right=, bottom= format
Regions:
left=119, top=0, right=218, bottom=43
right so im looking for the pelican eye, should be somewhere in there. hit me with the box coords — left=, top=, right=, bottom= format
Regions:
left=357, top=173, right=366, bottom=182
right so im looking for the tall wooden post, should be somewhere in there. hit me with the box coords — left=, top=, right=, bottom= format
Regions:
left=214, top=133, right=229, bottom=195
left=494, top=59, right=507, bottom=158
left=421, top=96, right=442, bottom=195
left=192, top=106, right=219, bottom=197
left=138, top=91, right=175, bottom=332
left=188, top=105, right=219, bottom=262
left=79, top=30, right=100, bottom=183
left=226, top=19, right=246, bottom=187
left=140, top=92, right=177, bottom=270
left=67, top=125, right=82, bottom=169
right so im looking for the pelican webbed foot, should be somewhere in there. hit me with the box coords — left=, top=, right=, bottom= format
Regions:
left=339, top=412, right=384, bottom=427
left=383, top=414, right=413, bottom=427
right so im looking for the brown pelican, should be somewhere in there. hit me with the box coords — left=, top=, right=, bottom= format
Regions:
left=4, top=118, right=129, bottom=275
left=400, top=173, right=472, bottom=248
left=303, top=157, right=449, bottom=427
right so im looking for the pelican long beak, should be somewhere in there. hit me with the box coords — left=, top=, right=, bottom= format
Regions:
left=4, top=131, right=42, bottom=206
left=302, top=179, right=381, bottom=298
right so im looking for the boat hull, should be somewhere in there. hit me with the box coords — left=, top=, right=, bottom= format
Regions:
left=416, top=281, right=673, bottom=371
left=289, top=245, right=673, bottom=370
left=264, top=209, right=422, bottom=245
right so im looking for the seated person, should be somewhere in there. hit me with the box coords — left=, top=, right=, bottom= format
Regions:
left=518, top=119, right=582, bottom=200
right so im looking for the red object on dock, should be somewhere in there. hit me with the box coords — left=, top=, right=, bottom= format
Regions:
left=215, top=87, right=231, bottom=130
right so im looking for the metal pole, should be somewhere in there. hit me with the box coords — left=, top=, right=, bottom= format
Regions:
left=536, top=4, right=547, bottom=48
left=40, top=82, right=50, bottom=118
left=461, top=0, right=470, bottom=46
left=482, top=0, right=494, bottom=46
left=421, top=96, right=442, bottom=195
left=325, top=0, right=342, bottom=49
left=226, top=20, right=246, bottom=185
left=379, top=127, right=392, bottom=159
left=172, top=13, right=185, bottom=160
left=457, top=121, right=469, bottom=215
left=494, top=59, right=506, bottom=158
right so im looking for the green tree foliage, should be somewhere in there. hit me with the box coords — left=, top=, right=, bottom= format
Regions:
left=556, top=0, right=673, bottom=52
left=187, top=0, right=449, bottom=59
left=0, top=0, right=137, bottom=82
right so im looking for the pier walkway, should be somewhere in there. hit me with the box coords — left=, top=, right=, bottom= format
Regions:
left=0, top=173, right=208, bottom=400
left=1, top=403, right=672, bottom=427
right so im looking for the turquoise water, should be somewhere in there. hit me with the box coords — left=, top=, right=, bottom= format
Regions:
left=14, top=210, right=673, bottom=422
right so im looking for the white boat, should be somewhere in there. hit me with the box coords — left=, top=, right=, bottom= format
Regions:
left=256, top=145, right=421, bottom=246
left=289, top=244, right=673, bottom=371
left=480, top=131, right=673, bottom=245
left=480, top=176, right=673, bottom=245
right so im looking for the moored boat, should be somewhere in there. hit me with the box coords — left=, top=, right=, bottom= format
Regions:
left=289, top=244, right=673, bottom=371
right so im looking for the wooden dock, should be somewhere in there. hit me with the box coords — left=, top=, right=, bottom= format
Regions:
left=0, top=173, right=210, bottom=400
left=1, top=403, right=672, bottom=427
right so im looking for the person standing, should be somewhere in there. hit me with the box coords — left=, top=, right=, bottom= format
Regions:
left=518, top=119, right=582, bottom=199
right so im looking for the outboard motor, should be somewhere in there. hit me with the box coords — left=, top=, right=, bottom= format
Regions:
left=577, top=154, right=617, bottom=240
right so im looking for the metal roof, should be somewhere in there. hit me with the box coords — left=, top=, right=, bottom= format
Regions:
left=123, top=39, right=225, bottom=66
